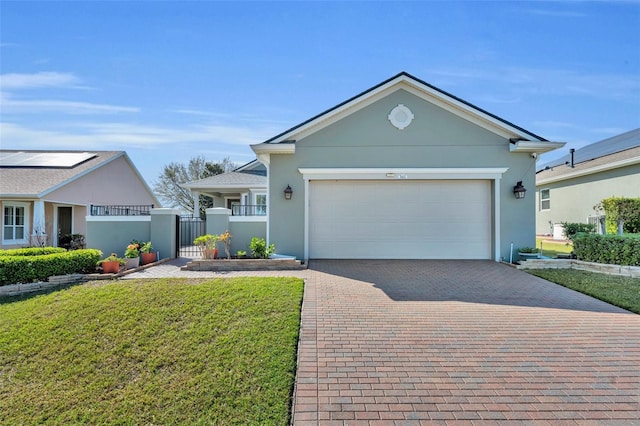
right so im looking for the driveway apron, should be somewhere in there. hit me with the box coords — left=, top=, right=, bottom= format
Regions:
left=292, top=260, right=640, bottom=424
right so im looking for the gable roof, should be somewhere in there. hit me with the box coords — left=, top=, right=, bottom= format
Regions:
left=182, top=171, right=266, bottom=190
left=0, top=150, right=158, bottom=204
left=539, top=128, right=640, bottom=171
left=259, top=71, right=549, bottom=145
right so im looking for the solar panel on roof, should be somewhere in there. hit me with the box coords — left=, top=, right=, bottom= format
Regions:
left=0, top=152, right=97, bottom=168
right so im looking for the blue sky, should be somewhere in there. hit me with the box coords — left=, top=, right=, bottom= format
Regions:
left=1, top=1, right=639, bottom=185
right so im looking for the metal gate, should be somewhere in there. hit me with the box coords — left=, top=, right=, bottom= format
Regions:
left=176, top=215, right=206, bottom=257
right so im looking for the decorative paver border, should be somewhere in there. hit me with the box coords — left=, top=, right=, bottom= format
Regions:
left=518, top=258, right=640, bottom=278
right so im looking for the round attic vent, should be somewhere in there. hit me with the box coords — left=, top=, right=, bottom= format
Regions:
left=388, top=104, right=414, bottom=130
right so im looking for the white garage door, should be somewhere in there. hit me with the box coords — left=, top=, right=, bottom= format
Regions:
left=309, top=180, right=492, bottom=259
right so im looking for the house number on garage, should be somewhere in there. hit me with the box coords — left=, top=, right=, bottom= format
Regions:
left=388, top=104, right=414, bottom=130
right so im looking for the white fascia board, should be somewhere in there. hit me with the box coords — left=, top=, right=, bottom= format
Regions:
left=537, top=156, right=640, bottom=186
left=87, top=216, right=151, bottom=222
left=510, top=140, right=566, bottom=154
left=251, top=143, right=295, bottom=166
left=271, top=74, right=544, bottom=143
left=251, top=143, right=295, bottom=155
left=182, top=183, right=266, bottom=191
left=298, top=167, right=509, bottom=181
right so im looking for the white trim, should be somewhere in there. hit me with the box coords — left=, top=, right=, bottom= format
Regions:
left=2, top=201, right=30, bottom=245
left=539, top=188, right=551, bottom=211
left=87, top=216, right=151, bottom=222
left=268, top=75, right=545, bottom=144
left=509, top=140, right=565, bottom=154
left=303, top=177, right=310, bottom=262
left=229, top=216, right=267, bottom=223
left=537, top=156, right=640, bottom=185
left=251, top=143, right=296, bottom=167
left=493, top=178, right=501, bottom=262
left=298, top=167, right=509, bottom=181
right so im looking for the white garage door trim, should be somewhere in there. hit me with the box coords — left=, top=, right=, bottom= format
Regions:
left=298, top=168, right=509, bottom=261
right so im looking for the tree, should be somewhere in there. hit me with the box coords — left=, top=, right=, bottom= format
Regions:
left=594, top=197, right=640, bottom=234
left=153, top=156, right=236, bottom=217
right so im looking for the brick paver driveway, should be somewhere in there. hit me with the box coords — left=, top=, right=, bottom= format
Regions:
left=292, top=260, right=640, bottom=424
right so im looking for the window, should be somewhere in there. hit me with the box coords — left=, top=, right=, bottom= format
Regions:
left=255, top=194, right=267, bottom=216
left=540, top=189, right=550, bottom=211
left=3, top=202, right=29, bottom=244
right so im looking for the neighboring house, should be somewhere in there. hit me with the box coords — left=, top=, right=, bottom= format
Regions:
left=0, top=150, right=160, bottom=249
left=535, top=128, right=640, bottom=236
left=195, top=72, right=564, bottom=261
left=182, top=160, right=267, bottom=216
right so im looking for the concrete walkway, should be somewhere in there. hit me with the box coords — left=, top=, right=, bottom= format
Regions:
left=124, top=258, right=640, bottom=424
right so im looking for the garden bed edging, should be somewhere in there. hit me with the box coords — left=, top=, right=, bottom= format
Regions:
left=517, top=258, right=640, bottom=278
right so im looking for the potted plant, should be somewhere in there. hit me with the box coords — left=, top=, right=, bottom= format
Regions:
left=124, top=242, right=140, bottom=269
left=98, top=253, right=124, bottom=274
left=140, top=241, right=156, bottom=264
left=194, top=234, right=219, bottom=259
left=219, top=230, right=232, bottom=259
left=517, top=247, right=540, bottom=260
left=236, top=250, right=247, bottom=259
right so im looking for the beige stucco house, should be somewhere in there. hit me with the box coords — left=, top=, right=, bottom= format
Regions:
left=0, top=150, right=160, bottom=249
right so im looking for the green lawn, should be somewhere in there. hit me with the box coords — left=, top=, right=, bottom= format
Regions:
left=536, top=238, right=573, bottom=258
left=526, top=269, right=640, bottom=314
left=0, top=277, right=304, bottom=425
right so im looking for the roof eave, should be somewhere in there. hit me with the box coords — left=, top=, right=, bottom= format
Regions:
left=510, top=140, right=566, bottom=154
left=536, top=156, right=640, bottom=185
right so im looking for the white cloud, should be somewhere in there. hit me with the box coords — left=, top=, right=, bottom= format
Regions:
left=0, top=120, right=279, bottom=150
left=428, top=66, right=640, bottom=103
left=0, top=71, right=83, bottom=90
left=1, top=96, right=139, bottom=114
left=525, top=9, right=587, bottom=18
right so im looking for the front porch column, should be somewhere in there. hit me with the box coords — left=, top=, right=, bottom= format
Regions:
left=192, top=191, right=200, bottom=218
left=31, top=200, right=47, bottom=246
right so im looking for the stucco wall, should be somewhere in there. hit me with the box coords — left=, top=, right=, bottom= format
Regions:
left=46, top=156, right=156, bottom=206
left=86, top=217, right=151, bottom=258
left=268, top=89, right=536, bottom=260
left=536, top=163, right=640, bottom=234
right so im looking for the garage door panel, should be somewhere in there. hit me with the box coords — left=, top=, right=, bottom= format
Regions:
left=309, top=180, right=491, bottom=259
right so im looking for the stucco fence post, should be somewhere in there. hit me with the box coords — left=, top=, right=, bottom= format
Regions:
left=150, top=208, right=181, bottom=261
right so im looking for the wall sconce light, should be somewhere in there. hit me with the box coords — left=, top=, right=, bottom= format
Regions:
left=284, top=185, right=293, bottom=200
left=513, top=181, right=526, bottom=199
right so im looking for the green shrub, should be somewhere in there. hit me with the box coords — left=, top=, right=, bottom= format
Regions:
left=573, top=234, right=640, bottom=266
left=0, top=247, right=67, bottom=257
left=560, top=222, right=595, bottom=242
left=0, top=249, right=102, bottom=286
left=249, top=237, right=275, bottom=259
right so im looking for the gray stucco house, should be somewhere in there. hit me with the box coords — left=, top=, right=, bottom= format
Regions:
left=535, top=128, right=640, bottom=236
left=244, top=72, right=564, bottom=261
